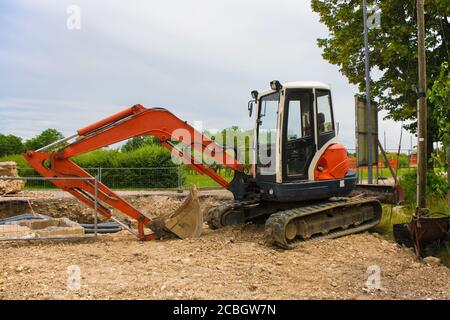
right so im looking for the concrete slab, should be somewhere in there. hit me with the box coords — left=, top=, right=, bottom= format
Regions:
left=5, top=217, right=85, bottom=239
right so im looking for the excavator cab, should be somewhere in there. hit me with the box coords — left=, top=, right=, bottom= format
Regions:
left=251, top=81, right=357, bottom=202
left=211, top=81, right=381, bottom=246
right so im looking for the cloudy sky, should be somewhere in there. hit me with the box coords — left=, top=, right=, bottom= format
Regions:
left=0, top=0, right=414, bottom=151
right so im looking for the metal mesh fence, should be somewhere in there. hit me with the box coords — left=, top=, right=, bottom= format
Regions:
left=346, top=148, right=417, bottom=184
left=86, top=167, right=181, bottom=189
left=15, top=166, right=228, bottom=190
left=347, top=149, right=417, bottom=170
left=17, top=167, right=183, bottom=190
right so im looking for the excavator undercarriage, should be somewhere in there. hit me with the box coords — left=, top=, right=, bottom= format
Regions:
left=205, top=196, right=382, bottom=249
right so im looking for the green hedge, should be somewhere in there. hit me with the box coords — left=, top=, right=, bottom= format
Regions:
left=400, top=169, right=449, bottom=204
left=0, top=145, right=179, bottom=189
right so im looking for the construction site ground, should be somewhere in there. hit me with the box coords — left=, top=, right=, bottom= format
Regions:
left=0, top=189, right=449, bottom=300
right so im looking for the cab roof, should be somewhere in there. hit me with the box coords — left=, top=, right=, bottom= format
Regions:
left=283, top=81, right=331, bottom=90
left=257, top=81, right=331, bottom=97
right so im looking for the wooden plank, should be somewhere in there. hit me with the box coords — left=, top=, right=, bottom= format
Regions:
left=377, top=139, right=398, bottom=185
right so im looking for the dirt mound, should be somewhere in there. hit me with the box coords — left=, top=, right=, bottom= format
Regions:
left=134, top=196, right=185, bottom=218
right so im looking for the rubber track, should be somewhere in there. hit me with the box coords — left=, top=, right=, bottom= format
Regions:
left=264, top=198, right=382, bottom=249
left=205, top=199, right=259, bottom=229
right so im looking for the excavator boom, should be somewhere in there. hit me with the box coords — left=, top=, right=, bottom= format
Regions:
left=24, top=104, right=244, bottom=240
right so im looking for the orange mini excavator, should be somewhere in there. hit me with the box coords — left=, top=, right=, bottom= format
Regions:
left=24, top=81, right=383, bottom=248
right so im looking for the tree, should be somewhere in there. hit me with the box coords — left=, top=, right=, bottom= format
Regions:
left=24, top=129, right=64, bottom=151
left=428, top=62, right=450, bottom=148
left=311, top=0, right=449, bottom=164
left=121, top=136, right=160, bottom=152
left=0, top=134, right=24, bottom=156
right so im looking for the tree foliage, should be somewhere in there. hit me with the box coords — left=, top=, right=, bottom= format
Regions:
left=311, top=0, right=450, bottom=143
left=428, top=62, right=450, bottom=147
left=121, top=136, right=161, bottom=152
left=24, top=129, right=64, bottom=151
left=0, top=134, right=24, bottom=157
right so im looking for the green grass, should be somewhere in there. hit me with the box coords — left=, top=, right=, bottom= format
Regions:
left=356, top=167, right=414, bottom=180
left=0, top=153, right=30, bottom=168
left=183, top=172, right=232, bottom=188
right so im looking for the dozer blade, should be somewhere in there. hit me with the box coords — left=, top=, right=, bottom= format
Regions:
left=149, top=186, right=203, bottom=239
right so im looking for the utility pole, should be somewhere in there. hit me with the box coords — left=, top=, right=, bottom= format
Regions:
left=416, top=0, right=427, bottom=213
left=363, top=0, right=373, bottom=184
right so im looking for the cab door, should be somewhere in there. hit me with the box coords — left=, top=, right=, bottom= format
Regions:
left=256, top=92, right=280, bottom=183
left=316, top=89, right=336, bottom=149
left=282, top=89, right=315, bottom=181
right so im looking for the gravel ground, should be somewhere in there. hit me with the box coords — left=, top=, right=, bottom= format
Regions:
left=0, top=227, right=449, bottom=300
left=0, top=190, right=449, bottom=300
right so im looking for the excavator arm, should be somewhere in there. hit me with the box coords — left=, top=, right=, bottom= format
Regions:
left=23, top=104, right=245, bottom=240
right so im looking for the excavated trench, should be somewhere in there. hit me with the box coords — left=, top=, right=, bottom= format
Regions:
left=0, top=192, right=228, bottom=224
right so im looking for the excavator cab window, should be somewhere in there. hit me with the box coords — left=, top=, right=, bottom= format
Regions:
left=256, top=92, right=279, bottom=181
left=283, top=89, right=315, bottom=180
left=316, top=89, right=335, bottom=149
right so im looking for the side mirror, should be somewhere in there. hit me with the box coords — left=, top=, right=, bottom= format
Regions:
left=248, top=100, right=255, bottom=117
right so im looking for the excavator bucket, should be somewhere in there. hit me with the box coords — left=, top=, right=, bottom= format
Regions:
left=149, top=186, right=203, bottom=239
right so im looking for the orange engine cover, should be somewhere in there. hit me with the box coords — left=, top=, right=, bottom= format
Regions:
left=314, top=144, right=350, bottom=180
